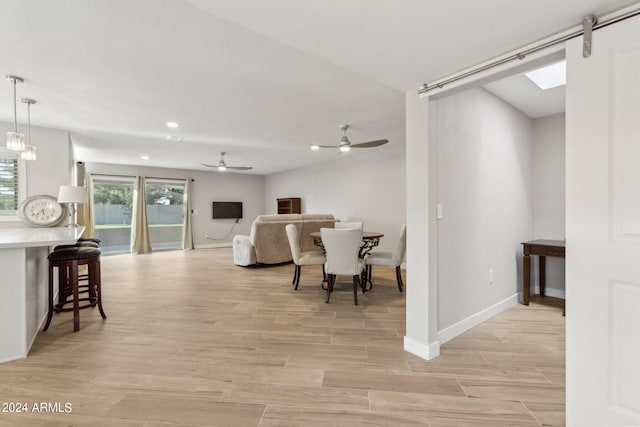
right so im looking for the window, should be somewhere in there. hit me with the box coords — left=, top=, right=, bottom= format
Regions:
left=0, top=149, right=24, bottom=217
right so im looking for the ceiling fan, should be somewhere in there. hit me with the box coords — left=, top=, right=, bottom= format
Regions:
left=201, top=152, right=253, bottom=171
left=310, top=124, right=388, bottom=152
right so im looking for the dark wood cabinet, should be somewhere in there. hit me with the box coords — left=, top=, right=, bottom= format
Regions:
left=277, top=198, right=301, bottom=214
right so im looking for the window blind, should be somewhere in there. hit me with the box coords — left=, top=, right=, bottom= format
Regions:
left=0, top=156, right=19, bottom=213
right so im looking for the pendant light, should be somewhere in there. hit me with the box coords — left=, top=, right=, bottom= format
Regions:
left=5, top=75, right=25, bottom=151
left=20, top=98, right=37, bottom=161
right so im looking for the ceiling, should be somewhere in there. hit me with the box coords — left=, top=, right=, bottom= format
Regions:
left=0, top=0, right=634, bottom=174
left=483, top=67, right=566, bottom=119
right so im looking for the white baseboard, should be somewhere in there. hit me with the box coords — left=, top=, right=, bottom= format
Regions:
left=534, top=286, right=565, bottom=299
left=0, top=354, right=24, bottom=364
left=403, top=336, right=440, bottom=360
left=437, top=293, right=519, bottom=345
left=195, top=243, right=233, bottom=249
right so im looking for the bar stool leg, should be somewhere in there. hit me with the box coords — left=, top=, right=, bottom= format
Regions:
left=71, top=260, right=80, bottom=332
left=44, top=262, right=54, bottom=331
left=56, top=265, right=69, bottom=309
left=90, top=258, right=107, bottom=319
left=83, top=264, right=96, bottom=306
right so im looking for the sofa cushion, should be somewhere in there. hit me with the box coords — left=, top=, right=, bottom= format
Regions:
left=251, top=217, right=303, bottom=264
left=299, top=215, right=337, bottom=253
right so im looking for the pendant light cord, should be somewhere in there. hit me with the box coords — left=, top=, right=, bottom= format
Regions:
left=12, top=78, right=18, bottom=133
left=26, top=101, right=31, bottom=144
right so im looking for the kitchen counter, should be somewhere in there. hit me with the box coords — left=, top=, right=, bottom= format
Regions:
left=0, top=226, right=84, bottom=362
left=0, top=226, right=84, bottom=249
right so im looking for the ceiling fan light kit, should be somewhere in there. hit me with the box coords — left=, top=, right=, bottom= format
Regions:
left=311, top=124, right=388, bottom=152
left=201, top=152, right=252, bottom=172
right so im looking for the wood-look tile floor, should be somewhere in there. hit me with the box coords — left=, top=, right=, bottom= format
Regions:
left=0, top=248, right=565, bottom=426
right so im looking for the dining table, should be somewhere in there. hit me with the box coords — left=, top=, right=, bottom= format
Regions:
left=310, top=230, right=384, bottom=292
left=310, top=230, right=384, bottom=258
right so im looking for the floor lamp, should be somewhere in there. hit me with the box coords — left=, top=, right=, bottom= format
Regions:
left=58, top=185, right=87, bottom=228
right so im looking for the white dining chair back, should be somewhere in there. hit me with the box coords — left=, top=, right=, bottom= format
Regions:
left=320, top=227, right=366, bottom=305
left=286, top=223, right=326, bottom=290
left=364, top=224, right=406, bottom=292
left=335, top=221, right=363, bottom=230
left=285, top=224, right=301, bottom=261
left=321, top=227, right=362, bottom=275
left=395, top=224, right=407, bottom=262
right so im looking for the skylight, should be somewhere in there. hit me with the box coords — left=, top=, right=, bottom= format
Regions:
left=525, top=61, right=566, bottom=90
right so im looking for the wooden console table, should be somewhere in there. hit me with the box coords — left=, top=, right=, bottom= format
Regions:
left=522, top=239, right=565, bottom=306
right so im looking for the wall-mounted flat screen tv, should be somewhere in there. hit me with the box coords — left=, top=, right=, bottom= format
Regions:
left=212, top=201, right=243, bottom=219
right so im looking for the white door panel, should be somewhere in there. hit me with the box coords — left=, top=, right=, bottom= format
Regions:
left=566, top=13, right=640, bottom=426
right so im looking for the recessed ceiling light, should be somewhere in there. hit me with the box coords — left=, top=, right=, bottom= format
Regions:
left=141, top=155, right=150, bottom=160
left=525, top=61, right=566, bottom=90
left=166, top=135, right=183, bottom=142
left=166, top=122, right=179, bottom=128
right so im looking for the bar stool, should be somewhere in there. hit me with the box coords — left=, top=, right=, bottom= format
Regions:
left=52, top=241, right=100, bottom=308
left=45, top=247, right=106, bottom=332
left=78, top=237, right=101, bottom=245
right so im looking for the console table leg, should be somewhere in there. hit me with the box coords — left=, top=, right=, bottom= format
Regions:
left=523, top=253, right=531, bottom=305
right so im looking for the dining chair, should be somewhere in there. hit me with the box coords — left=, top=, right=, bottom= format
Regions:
left=335, top=221, right=363, bottom=230
left=285, top=224, right=326, bottom=290
left=364, top=224, right=406, bottom=292
left=320, top=227, right=366, bottom=305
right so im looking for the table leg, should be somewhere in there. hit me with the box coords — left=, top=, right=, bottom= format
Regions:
left=539, top=255, right=546, bottom=297
left=523, top=253, right=531, bottom=305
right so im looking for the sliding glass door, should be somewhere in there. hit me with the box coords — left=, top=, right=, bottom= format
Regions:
left=92, top=177, right=135, bottom=254
left=92, top=176, right=186, bottom=253
left=144, top=179, right=185, bottom=251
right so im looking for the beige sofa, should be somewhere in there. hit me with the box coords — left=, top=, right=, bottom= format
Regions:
left=233, top=214, right=337, bottom=266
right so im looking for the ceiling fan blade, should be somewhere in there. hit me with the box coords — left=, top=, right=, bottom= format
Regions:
left=351, top=139, right=388, bottom=148
left=200, top=162, right=219, bottom=168
left=226, top=166, right=253, bottom=170
left=312, top=144, right=340, bottom=148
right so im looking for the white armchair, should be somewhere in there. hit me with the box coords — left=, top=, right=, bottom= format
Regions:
left=320, top=227, right=366, bottom=305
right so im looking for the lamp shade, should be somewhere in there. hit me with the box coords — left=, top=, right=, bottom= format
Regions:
left=58, top=185, right=87, bottom=204
left=6, top=131, right=25, bottom=151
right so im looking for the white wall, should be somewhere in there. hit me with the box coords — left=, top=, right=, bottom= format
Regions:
left=532, top=113, right=565, bottom=297
left=432, top=88, right=533, bottom=335
left=404, top=91, right=440, bottom=360
left=85, top=162, right=265, bottom=248
left=264, top=144, right=406, bottom=253
left=0, top=121, right=73, bottom=228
